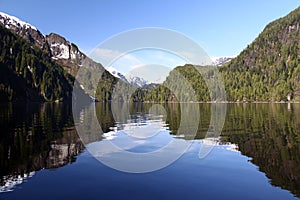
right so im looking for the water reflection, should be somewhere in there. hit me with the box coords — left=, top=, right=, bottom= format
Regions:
left=0, top=103, right=84, bottom=192
left=76, top=102, right=300, bottom=196
left=221, top=103, right=300, bottom=197
left=0, top=102, right=300, bottom=197
left=76, top=103, right=203, bottom=173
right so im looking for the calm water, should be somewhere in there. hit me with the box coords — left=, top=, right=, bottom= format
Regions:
left=0, top=102, right=300, bottom=199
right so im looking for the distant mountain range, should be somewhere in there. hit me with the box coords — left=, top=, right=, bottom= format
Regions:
left=107, top=57, right=234, bottom=87
left=0, top=6, right=300, bottom=102
left=106, top=67, right=148, bottom=88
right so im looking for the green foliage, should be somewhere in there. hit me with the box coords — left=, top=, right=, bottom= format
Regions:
left=132, top=7, right=300, bottom=102
left=0, top=103, right=83, bottom=179
left=219, top=7, right=300, bottom=102
left=0, top=25, right=81, bottom=102
left=221, top=103, right=300, bottom=197
left=2, top=6, right=300, bottom=102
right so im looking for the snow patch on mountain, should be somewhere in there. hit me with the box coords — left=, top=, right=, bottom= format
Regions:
left=0, top=11, right=37, bottom=31
left=0, top=12, right=171, bottom=88
left=71, top=50, right=78, bottom=60
left=211, top=56, right=234, bottom=66
left=126, top=74, right=148, bottom=88
left=0, top=11, right=47, bottom=50
left=50, top=43, right=70, bottom=59
left=106, top=67, right=128, bottom=81
left=106, top=67, right=148, bottom=87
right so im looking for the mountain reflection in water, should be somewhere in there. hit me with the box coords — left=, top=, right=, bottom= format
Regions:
left=0, top=102, right=299, bottom=199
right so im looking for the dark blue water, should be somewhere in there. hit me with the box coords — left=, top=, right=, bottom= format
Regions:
left=0, top=103, right=299, bottom=200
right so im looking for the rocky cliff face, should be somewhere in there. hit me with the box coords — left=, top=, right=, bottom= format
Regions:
left=46, top=33, right=86, bottom=75
left=46, top=33, right=81, bottom=60
left=45, top=33, right=106, bottom=76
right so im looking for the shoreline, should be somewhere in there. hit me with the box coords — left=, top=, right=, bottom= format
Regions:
left=140, top=101, right=300, bottom=104
left=1, top=100, right=300, bottom=104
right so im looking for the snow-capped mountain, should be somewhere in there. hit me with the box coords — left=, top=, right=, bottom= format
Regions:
left=0, top=12, right=46, bottom=49
left=0, top=11, right=151, bottom=91
left=0, top=12, right=79, bottom=61
left=126, top=74, right=148, bottom=88
left=107, top=67, right=128, bottom=81
left=0, top=11, right=121, bottom=102
left=211, top=56, right=234, bottom=66
left=0, top=12, right=108, bottom=75
left=107, top=67, right=148, bottom=88
left=0, top=11, right=37, bottom=30
left=0, top=12, right=177, bottom=90
left=46, top=33, right=85, bottom=62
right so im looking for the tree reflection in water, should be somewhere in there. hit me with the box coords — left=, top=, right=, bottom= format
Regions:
left=0, top=102, right=299, bottom=197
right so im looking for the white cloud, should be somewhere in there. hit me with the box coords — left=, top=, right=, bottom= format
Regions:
left=89, top=48, right=143, bottom=73
left=127, top=64, right=171, bottom=84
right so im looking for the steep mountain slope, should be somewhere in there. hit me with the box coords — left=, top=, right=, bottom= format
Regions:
left=221, top=6, right=300, bottom=101
left=140, top=6, right=300, bottom=102
left=0, top=25, right=79, bottom=101
left=0, top=12, right=130, bottom=102
left=44, top=33, right=121, bottom=100
left=0, top=12, right=47, bottom=50
left=2, top=6, right=300, bottom=103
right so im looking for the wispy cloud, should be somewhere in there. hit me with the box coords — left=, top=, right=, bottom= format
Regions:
left=89, top=48, right=143, bottom=73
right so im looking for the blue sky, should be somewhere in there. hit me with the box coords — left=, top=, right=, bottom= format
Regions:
left=0, top=0, right=299, bottom=58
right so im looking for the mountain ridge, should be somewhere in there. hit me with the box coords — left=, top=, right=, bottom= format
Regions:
left=0, top=10, right=135, bottom=101
left=1, top=7, right=300, bottom=102
left=220, top=6, right=300, bottom=101
left=132, top=6, right=300, bottom=102
left=107, top=66, right=148, bottom=88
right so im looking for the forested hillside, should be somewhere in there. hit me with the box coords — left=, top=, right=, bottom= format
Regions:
left=221, top=6, right=300, bottom=101
left=137, top=6, right=300, bottom=102
left=0, top=25, right=77, bottom=101
left=1, top=6, right=300, bottom=102
left=0, top=22, right=132, bottom=102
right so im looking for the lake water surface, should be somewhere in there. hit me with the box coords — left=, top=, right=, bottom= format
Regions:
left=0, top=103, right=300, bottom=200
